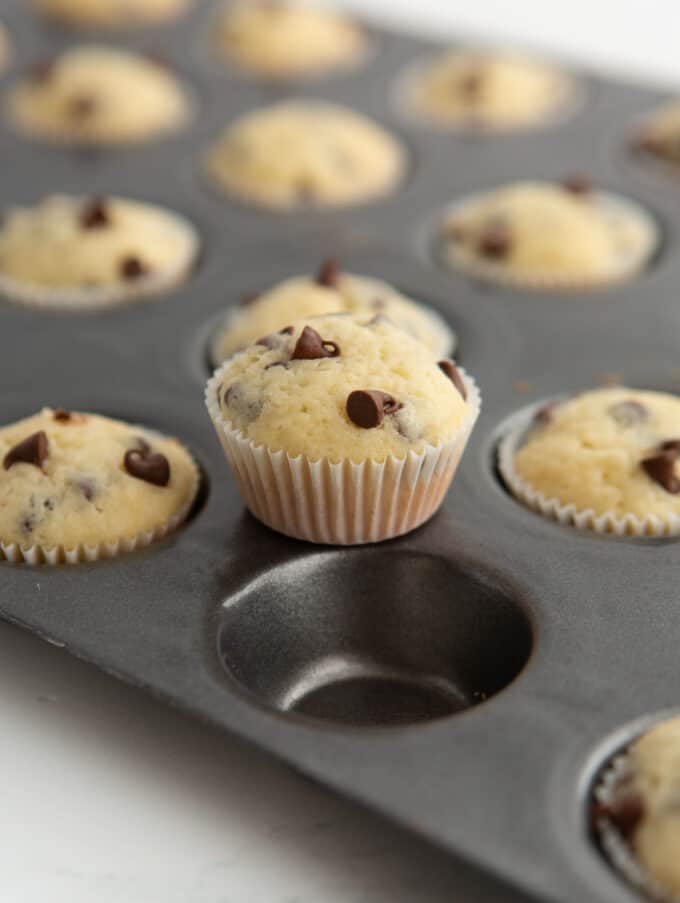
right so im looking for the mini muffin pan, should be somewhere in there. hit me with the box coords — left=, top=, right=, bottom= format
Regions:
left=1, top=2, right=679, bottom=901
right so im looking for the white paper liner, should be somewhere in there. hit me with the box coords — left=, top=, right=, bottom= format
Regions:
left=593, top=754, right=680, bottom=903
left=393, top=53, right=583, bottom=135
left=438, top=188, right=659, bottom=292
left=498, top=405, right=680, bottom=537
left=205, top=364, right=480, bottom=545
left=0, top=454, right=200, bottom=565
left=0, top=216, right=199, bottom=312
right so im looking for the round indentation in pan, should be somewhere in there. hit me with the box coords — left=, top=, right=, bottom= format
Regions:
left=217, top=550, right=533, bottom=727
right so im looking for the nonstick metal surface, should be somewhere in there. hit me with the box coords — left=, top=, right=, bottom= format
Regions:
left=2, top=3, right=679, bottom=901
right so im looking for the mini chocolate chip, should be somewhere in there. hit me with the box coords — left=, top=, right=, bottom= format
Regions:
left=458, top=71, right=483, bottom=99
left=438, top=360, right=467, bottom=400
left=316, top=258, right=341, bottom=288
left=239, top=291, right=260, bottom=307
left=43, top=498, right=55, bottom=510
left=75, top=477, right=96, bottom=501
left=608, top=400, right=648, bottom=428
left=223, top=382, right=262, bottom=422
left=478, top=221, right=512, bottom=259
left=291, top=326, right=340, bottom=361
left=534, top=401, right=561, bottom=424
left=593, top=793, right=645, bottom=840
left=69, top=95, right=97, bottom=119
left=120, top=256, right=148, bottom=280
left=346, top=390, right=401, bottom=429
left=30, top=58, right=56, bottom=83
left=79, top=197, right=110, bottom=229
left=53, top=408, right=72, bottom=422
left=660, top=438, right=680, bottom=454
left=641, top=449, right=680, bottom=494
left=4, top=431, right=48, bottom=471
left=562, top=174, right=592, bottom=196
left=123, top=446, right=170, bottom=487
left=21, top=514, right=36, bottom=534
left=256, top=325, right=293, bottom=349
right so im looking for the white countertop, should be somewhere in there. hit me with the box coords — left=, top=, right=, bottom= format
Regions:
left=2, top=4, right=679, bottom=902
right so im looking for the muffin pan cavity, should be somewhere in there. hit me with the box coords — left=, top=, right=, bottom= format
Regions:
left=218, top=550, right=533, bottom=727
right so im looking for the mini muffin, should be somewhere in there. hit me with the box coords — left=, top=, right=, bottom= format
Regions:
left=593, top=715, right=680, bottom=901
left=8, top=46, right=193, bottom=145
left=499, top=387, right=680, bottom=536
left=399, top=49, right=574, bottom=131
left=204, top=100, right=405, bottom=210
left=206, top=314, right=479, bottom=544
left=633, top=99, right=680, bottom=167
left=214, top=1, right=367, bottom=80
left=0, top=194, right=199, bottom=310
left=440, top=179, right=657, bottom=291
left=210, top=259, right=455, bottom=363
left=0, top=408, right=199, bottom=564
left=30, top=0, right=190, bottom=29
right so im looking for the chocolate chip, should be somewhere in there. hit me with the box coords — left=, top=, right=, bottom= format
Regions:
left=43, top=498, right=55, bottom=511
left=478, top=221, right=512, bottom=259
left=291, top=326, right=340, bottom=361
left=632, top=130, right=662, bottom=155
left=29, top=58, right=56, bottom=83
left=438, top=360, right=467, bottom=400
left=123, top=445, right=170, bottom=487
left=53, top=408, right=72, bottom=422
left=69, top=95, right=97, bottom=119
left=3, top=431, right=48, bottom=471
left=21, top=514, right=36, bottom=534
left=641, top=448, right=680, bottom=494
left=74, top=477, right=96, bottom=501
left=120, top=256, right=148, bottom=280
left=316, top=258, right=341, bottom=288
left=608, top=400, right=648, bottom=428
left=256, top=325, right=294, bottom=349
left=534, top=401, right=561, bottom=424
left=223, top=382, right=262, bottom=422
left=346, top=390, right=401, bottom=429
left=562, top=174, right=592, bottom=196
left=458, top=70, right=483, bottom=99
left=239, top=291, right=260, bottom=307
left=79, top=198, right=110, bottom=230
left=593, top=793, right=645, bottom=840
left=660, top=438, right=680, bottom=454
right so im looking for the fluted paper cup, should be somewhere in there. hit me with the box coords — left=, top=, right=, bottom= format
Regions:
left=206, top=365, right=480, bottom=544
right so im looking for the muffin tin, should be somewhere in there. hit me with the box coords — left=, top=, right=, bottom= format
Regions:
left=1, top=2, right=679, bottom=901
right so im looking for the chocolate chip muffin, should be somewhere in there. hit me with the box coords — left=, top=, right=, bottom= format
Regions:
left=214, top=1, right=367, bottom=80
left=0, top=408, right=199, bottom=563
left=439, top=179, right=657, bottom=290
left=399, top=49, right=575, bottom=131
left=499, top=387, right=680, bottom=536
left=206, top=314, right=479, bottom=543
left=210, top=259, right=455, bottom=363
left=31, top=0, right=190, bottom=29
left=8, top=46, right=193, bottom=144
left=0, top=194, right=198, bottom=310
left=204, top=100, right=405, bottom=210
left=594, top=715, right=680, bottom=900
left=633, top=99, right=680, bottom=167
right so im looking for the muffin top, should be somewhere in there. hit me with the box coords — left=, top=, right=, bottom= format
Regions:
left=214, top=314, right=469, bottom=463
left=0, top=194, right=198, bottom=300
left=8, top=46, right=192, bottom=144
left=30, top=0, right=190, bottom=28
left=402, top=50, right=572, bottom=129
left=204, top=100, right=405, bottom=209
left=612, top=717, right=680, bottom=897
left=211, top=260, right=454, bottom=362
left=513, top=388, right=680, bottom=520
left=634, top=99, right=680, bottom=165
left=214, top=1, right=367, bottom=79
left=0, top=408, right=198, bottom=551
left=440, top=180, right=656, bottom=288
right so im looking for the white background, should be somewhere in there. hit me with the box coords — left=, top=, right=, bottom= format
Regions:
left=3, top=3, right=680, bottom=903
